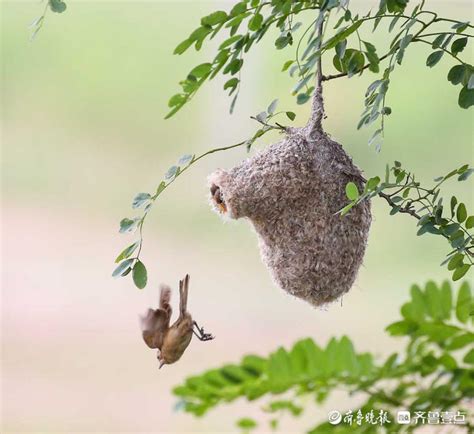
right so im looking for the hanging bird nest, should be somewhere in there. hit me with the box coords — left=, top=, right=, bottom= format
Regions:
left=208, top=90, right=371, bottom=307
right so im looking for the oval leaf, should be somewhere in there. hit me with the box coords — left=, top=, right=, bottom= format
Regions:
left=112, top=258, right=134, bottom=278
left=426, top=50, right=444, bottom=68
left=115, top=242, right=139, bottom=263
left=132, top=260, right=148, bottom=289
left=345, top=182, right=359, bottom=201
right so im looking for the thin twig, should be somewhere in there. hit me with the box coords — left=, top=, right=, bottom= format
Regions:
left=306, top=12, right=326, bottom=136
left=378, top=192, right=421, bottom=219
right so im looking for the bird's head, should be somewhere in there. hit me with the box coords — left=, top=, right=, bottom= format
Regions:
left=157, top=352, right=168, bottom=369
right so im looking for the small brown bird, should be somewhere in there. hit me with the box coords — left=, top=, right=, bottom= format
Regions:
left=140, top=274, right=214, bottom=368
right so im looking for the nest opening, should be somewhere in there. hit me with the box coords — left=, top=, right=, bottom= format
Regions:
left=210, top=183, right=227, bottom=214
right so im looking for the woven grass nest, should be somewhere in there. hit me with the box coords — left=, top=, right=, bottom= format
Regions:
left=208, top=92, right=371, bottom=307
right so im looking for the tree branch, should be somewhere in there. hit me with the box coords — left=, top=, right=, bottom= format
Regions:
left=377, top=192, right=421, bottom=219
left=306, top=13, right=325, bottom=137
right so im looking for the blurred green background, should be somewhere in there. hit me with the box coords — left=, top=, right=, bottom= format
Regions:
left=1, top=1, right=473, bottom=432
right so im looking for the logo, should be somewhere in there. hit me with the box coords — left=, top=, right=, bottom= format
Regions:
left=397, top=411, right=411, bottom=425
left=328, top=410, right=342, bottom=425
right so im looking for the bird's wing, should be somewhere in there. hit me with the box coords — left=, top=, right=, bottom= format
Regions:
left=140, top=285, right=173, bottom=349
left=178, top=274, right=189, bottom=319
left=140, top=308, right=170, bottom=349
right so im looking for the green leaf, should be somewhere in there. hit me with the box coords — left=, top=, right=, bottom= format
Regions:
left=224, top=58, right=243, bottom=75
left=333, top=49, right=364, bottom=75
left=432, top=34, right=446, bottom=48
left=248, top=13, right=263, bottom=31
left=452, top=21, right=469, bottom=34
left=450, top=230, right=465, bottom=248
left=112, top=258, right=134, bottom=278
left=219, top=35, right=243, bottom=50
left=286, top=111, right=296, bottom=121
left=115, top=242, right=139, bottom=263
left=275, top=35, right=291, bottom=49
left=324, top=21, right=363, bottom=50
left=439, top=353, right=457, bottom=370
left=386, top=0, right=408, bottom=13
left=189, top=63, right=212, bottom=78
left=446, top=333, right=474, bottom=350
left=119, top=217, right=140, bottom=234
left=450, top=196, right=458, bottom=216
left=440, top=281, right=452, bottom=320
left=448, top=253, right=464, bottom=271
left=49, top=0, right=67, bottom=13
left=268, top=347, right=292, bottom=393
left=425, top=281, right=443, bottom=320
left=463, top=349, right=474, bottom=364
left=459, top=86, right=474, bottom=109
left=408, top=284, right=426, bottom=319
left=255, top=111, right=267, bottom=123
left=426, top=50, right=444, bottom=67
left=132, top=260, right=147, bottom=289
left=386, top=320, right=415, bottom=336
left=224, top=78, right=239, bottom=93
left=443, top=224, right=460, bottom=237
left=174, top=39, right=192, bottom=55
left=366, top=176, right=380, bottom=191
left=132, top=192, right=151, bottom=209
left=338, top=336, right=359, bottom=375
left=451, top=37, right=468, bottom=55
left=188, top=26, right=212, bottom=45
left=418, top=323, right=459, bottom=342
left=201, top=11, right=228, bottom=26
left=456, top=282, right=472, bottom=322
left=282, top=60, right=294, bottom=72
left=466, top=216, right=474, bottom=229
left=448, top=64, right=467, bottom=86
left=266, top=400, right=302, bottom=416
left=165, top=165, right=179, bottom=180
left=155, top=181, right=166, bottom=197
left=178, top=154, right=194, bottom=166
left=267, top=99, right=278, bottom=115
left=456, top=203, right=467, bottom=223
left=168, top=93, right=186, bottom=108
left=458, top=168, right=474, bottom=181
left=236, top=418, right=257, bottom=430
left=296, top=93, right=310, bottom=104
left=230, top=2, right=247, bottom=16
left=345, top=182, right=359, bottom=201
left=396, top=33, right=413, bottom=64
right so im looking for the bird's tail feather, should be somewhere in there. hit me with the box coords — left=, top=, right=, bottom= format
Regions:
left=179, top=274, right=189, bottom=317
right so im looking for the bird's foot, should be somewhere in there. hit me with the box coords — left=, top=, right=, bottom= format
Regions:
left=193, top=321, right=215, bottom=341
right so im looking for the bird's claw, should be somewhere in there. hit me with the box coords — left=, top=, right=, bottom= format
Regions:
left=193, top=321, right=215, bottom=341
left=200, top=332, right=214, bottom=341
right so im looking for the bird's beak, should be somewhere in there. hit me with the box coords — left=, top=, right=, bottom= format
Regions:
left=159, top=360, right=165, bottom=369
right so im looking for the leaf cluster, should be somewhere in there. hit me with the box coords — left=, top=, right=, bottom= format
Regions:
left=167, top=0, right=473, bottom=147
left=112, top=153, right=197, bottom=289
left=172, top=280, right=474, bottom=433
left=342, top=162, right=474, bottom=281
